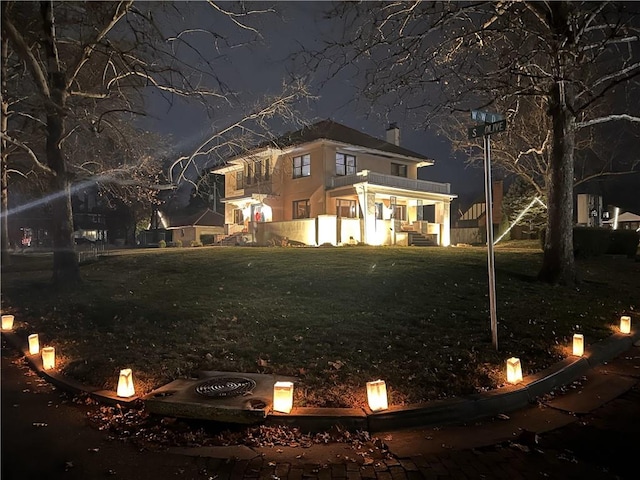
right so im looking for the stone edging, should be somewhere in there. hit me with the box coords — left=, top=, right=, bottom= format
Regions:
left=2, top=328, right=639, bottom=432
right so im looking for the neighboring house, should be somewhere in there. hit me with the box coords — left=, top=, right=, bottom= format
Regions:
left=71, top=189, right=108, bottom=243
left=140, top=208, right=225, bottom=246
left=212, top=120, right=456, bottom=247
left=576, top=193, right=604, bottom=228
left=451, top=181, right=504, bottom=245
left=603, top=209, right=640, bottom=232
left=8, top=187, right=108, bottom=248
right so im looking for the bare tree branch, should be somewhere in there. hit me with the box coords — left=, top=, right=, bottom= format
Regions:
left=576, top=114, right=640, bottom=129
left=0, top=132, right=54, bottom=175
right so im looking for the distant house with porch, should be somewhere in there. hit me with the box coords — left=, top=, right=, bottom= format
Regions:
left=212, top=120, right=456, bottom=247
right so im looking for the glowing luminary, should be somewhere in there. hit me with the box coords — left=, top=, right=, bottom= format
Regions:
left=28, top=334, right=40, bottom=355
left=572, top=334, right=584, bottom=357
left=116, top=368, right=135, bottom=398
left=272, top=381, right=294, bottom=413
left=41, top=347, right=55, bottom=370
left=2, top=314, right=14, bottom=330
left=620, top=316, right=631, bottom=335
left=506, top=357, right=523, bottom=384
left=366, top=380, right=389, bottom=412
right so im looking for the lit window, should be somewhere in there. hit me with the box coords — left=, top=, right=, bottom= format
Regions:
left=393, top=205, right=406, bottom=220
left=293, top=199, right=310, bottom=219
left=233, top=209, right=243, bottom=224
left=337, top=199, right=358, bottom=218
left=293, top=154, right=311, bottom=178
left=375, top=203, right=383, bottom=220
left=391, top=163, right=407, bottom=177
left=336, top=153, right=356, bottom=176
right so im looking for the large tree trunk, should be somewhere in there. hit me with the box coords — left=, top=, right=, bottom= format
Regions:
left=42, top=0, right=79, bottom=286
left=47, top=71, right=80, bottom=285
left=538, top=79, right=576, bottom=285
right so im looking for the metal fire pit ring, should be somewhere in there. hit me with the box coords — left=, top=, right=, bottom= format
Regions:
left=195, top=376, right=256, bottom=398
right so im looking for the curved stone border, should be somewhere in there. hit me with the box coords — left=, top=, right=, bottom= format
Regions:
left=2, top=327, right=639, bottom=432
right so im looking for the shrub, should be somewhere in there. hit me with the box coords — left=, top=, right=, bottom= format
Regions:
left=174, top=240, right=183, bottom=248
left=607, top=230, right=639, bottom=258
left=540, top=227, right=610, bottom=258
left=191, top=240, right=203, bottom=247
left=268, top=236, right=290, bottom=247
left=200, top=234, right=215, bottom=245
left=573, top=227, right=610, bottom=258
left=158, top=240, right=166, bottom=248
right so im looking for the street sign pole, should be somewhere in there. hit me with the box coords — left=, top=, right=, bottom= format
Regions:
left=469, top=110, right=505, bottom=350
left=483, top=134, right=498, bottom=350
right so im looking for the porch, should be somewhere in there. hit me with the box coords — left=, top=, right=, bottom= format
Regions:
left=243, top=216, right=444, bottom=247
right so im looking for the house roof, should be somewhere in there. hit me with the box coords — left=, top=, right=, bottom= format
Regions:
left=164, top=208, right=224, bottom=228
left=263, top=119, right=432, bottom=162
left=614, top=211, right=640, bottom=222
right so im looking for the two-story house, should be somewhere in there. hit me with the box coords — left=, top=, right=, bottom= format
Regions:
left=212, top=120, right=456, bottom=247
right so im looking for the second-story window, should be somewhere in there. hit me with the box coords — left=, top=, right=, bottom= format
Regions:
left=235, top=170, right=244, bottom=189
left=263, top=158, right=270, bottom=180
left=293, top=154, right=311, bottom=178
left=391, top=163, right=408, bottom=177
left=246, top=163, right=253, bottom=185
left=246, top=159, right=270, bottom=184
left=336, top=153, right=356, bottom=176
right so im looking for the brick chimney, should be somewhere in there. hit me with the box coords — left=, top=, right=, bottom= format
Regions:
left=386, top=123, right=400, bottom=146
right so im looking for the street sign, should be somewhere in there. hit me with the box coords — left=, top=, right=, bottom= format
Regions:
left=468, top=119, right=507, bottom=139
left=471, top=110, right=504, bottom=123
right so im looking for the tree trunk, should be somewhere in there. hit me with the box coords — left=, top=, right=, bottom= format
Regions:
left=46, top=71, right=80, bottom=285
left=42, top=0, right=80, bottom=285
left=538, top=79, right=576, bottom=285
left=1, top=36, right=10, bottom=266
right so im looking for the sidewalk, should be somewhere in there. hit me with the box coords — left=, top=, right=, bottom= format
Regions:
left=2, top=334, right=639, bottom=479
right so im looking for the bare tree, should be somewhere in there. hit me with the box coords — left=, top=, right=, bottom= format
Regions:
left=2, top=1, right=307, bottom=286
left=1, top=36, right=11, bottom=265
left=305, top=1, right=640, bottom=285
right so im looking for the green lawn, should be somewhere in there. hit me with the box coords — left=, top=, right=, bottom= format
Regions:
left=2, top=244, right=638, bottom=408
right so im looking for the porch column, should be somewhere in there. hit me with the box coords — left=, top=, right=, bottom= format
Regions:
left=357, top=187, right=379, bottom=245
left=435, top=201, right=451, bottom=246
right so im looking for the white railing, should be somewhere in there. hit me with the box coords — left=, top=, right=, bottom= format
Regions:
left=328, top=170, right=450, bottom=194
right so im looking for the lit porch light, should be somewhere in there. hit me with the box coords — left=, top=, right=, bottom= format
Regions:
left=28, top=334, right=40, bottom=355
left=273, top=381, right=294, bottom=413
left=506, top=357, right=523, bottom=384
left=41, top=346, right=55, bottom=370
left=572, top=334, right=584, bottom=357
left=366, top=379, right=389, bottom=411
left=116, top=368, right=136, bottom=398
left=620, top=316, right=631, bottom=334
left=2, top=314, right=14, bottom=330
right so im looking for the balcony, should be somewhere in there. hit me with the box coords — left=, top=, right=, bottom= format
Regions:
left=327, top=170, right=451, bottom=195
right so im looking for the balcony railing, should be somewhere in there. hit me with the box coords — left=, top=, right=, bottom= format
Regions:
left=327, top=170, right=451, bottom=194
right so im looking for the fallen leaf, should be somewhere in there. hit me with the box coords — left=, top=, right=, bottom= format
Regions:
left=328, top=360, right=344, bottom=370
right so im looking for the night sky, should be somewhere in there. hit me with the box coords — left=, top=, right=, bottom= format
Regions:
left=138, top=2, right=487, bottom=208
left=138, top=2, right=637, bottom=213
